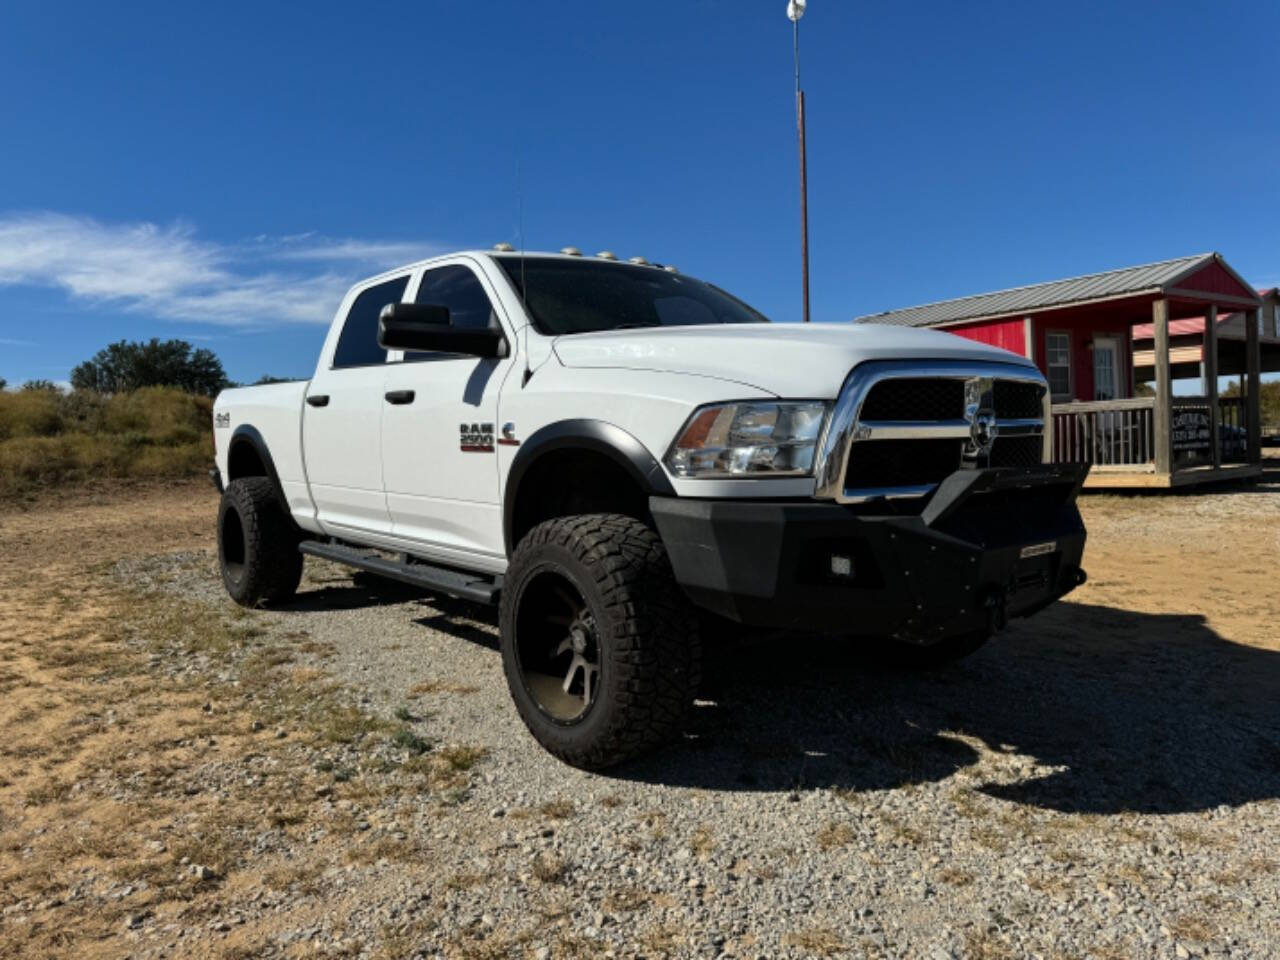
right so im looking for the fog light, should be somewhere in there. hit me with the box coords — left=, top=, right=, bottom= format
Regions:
left=830, top=555, right=854, bottom=578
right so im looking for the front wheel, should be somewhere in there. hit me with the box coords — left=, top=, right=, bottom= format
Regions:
left=499, top=514, right=701, bottom=769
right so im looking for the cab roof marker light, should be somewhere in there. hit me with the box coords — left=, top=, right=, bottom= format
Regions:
left=493, top=242, right=515, bottom=252
left=560, top=246, right=582, bottom=256
left=596, top=250, right=618, bottom=260
left=663, top=265, right=679, bottom=273
left=628, top=256, right=650, bottom=265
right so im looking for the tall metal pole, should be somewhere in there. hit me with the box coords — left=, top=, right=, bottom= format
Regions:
left=793, top=15, right=811, bottom=322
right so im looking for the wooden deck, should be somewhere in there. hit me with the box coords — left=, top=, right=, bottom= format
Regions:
left=1081, top=462, right=1263, bottom=489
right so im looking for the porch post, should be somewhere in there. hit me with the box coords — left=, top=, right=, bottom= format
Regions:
left=1153, top=298, right=1173, bottom=476
left=1205, top=304, right=1220, bottom=469
left=1246, top=306, right=1262, bottom=463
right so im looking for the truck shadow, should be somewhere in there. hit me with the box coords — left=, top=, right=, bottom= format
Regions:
left=609, top=601, right=1280, bottom=815
left=284, top=573, right=1279, bottom=816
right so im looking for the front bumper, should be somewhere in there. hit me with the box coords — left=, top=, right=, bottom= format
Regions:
left=650, top=464, right=1088, bottom=644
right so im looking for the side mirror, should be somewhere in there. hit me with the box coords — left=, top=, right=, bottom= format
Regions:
left=378, top=303, right=508, bottom=358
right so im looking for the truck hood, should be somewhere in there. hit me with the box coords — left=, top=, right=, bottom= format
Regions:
left=551, top=322, right=1036, bottom=397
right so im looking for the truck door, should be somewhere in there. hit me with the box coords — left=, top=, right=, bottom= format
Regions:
left=302, top=274, right=410, bottom=536
left=380, top=260, right=515, bottom=563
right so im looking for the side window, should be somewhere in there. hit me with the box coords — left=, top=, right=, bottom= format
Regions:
left=332, top=276, right=410, bottom=368
left=1045, top=331, right=1072, bottom=400
left=415, top=265, right=495, bottom=331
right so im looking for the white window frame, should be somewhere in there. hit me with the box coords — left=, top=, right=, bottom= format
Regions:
left=1045, top=330, right=1073, bottom=402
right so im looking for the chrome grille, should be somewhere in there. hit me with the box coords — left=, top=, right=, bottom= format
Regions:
left=813, top=360, right=1050, bottom=504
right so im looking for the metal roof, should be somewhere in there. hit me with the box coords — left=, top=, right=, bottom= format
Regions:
left=854, top=253, right=1236, bottom=328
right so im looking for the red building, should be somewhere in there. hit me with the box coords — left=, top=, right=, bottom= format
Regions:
left=856, top=253, right=1268, bottom=488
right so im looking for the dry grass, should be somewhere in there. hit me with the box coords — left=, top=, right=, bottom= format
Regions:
left=407, top=678, right=482, bottom=697
left=0, top=487, right=492, bottom=959
left=784, top=927, right=846, bottom=957
left=937, top=866, right=975, bottom=887
left=1168, top=915, right=1215, bottom=943
left=532, top=852, right=568, bottom=884
left=0, top=387, right=212, bottom=498
left=815, top=820, right=854, bottom=851
left=539, top=798, right=576, bottom=820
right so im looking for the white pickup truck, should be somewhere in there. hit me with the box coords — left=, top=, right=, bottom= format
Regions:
left=211, top=248, right=1088, bottom=768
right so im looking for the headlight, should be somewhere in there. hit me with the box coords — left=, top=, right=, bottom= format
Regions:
left=665, top=401, right=829, bottom=478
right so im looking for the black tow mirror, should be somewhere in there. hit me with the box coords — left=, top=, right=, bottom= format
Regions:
left=378, top=303, right=508, bottom=358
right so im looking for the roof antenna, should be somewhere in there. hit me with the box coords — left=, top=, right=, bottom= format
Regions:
left=518, top=156, right=533, bottom=387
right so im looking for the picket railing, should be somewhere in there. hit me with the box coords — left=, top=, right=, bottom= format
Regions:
left=1050, top=398, right=1155, bottom=468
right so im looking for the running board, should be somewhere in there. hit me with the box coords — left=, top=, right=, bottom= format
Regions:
left=298, top=540, right=501, bottom=605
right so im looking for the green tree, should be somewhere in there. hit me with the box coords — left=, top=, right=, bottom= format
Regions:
left=70, top=339, right=229, bottom=396
left=21, top=379, right=60, bottom=392
left=0, top=377, right=7, bottom=391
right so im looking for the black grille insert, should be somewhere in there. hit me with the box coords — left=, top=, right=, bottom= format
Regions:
left=989, top=435, right=1044, bottom=469
left=993, top=380, right=1045, bottom=419
left=845, top=439, right=962, bottom=490
left=859, top=379, right=964, bottom=421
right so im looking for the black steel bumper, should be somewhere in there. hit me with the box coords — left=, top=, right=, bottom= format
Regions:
left=650, top=464, right=1089, bottom=644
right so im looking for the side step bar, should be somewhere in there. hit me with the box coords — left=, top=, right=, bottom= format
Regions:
left=298, top=540, right=502, bottom=605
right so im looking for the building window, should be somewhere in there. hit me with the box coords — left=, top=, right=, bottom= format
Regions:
left=1045, top=331, right=1072, bottom=400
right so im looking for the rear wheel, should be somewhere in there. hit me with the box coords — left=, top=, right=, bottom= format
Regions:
left=499, top=514, right=700, bottom=769
left=217, top=477, right=303, bottom=607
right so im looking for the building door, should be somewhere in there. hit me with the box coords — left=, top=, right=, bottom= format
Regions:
left=1093, top=337, right=1119, bottom=400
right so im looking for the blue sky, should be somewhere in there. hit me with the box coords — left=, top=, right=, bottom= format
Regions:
left=1, top=0, right=1276, bottom=387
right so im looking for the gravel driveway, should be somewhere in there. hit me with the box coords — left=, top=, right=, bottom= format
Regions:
left=120, top=477, right=1280, bottom=960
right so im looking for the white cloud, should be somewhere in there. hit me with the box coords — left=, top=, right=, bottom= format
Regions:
left=0, top=212, right=441, bottom=327
left=0, top=337, right=37, bottom=346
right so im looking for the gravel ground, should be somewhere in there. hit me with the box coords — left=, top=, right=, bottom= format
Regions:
left=109, top=487, right=1280, bottom=960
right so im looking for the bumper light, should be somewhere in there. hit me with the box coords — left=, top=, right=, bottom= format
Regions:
left=665, top=401, right=829, bottom=478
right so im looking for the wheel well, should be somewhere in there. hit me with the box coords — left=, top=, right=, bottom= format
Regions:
left=228, top=438, right=268, bottom=482
left=510, top=449, right=650, bottom=549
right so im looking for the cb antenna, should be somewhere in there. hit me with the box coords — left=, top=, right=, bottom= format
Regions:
left=518, top=155, right=533, bottom=386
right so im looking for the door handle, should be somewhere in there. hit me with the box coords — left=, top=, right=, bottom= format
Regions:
left=306, top=394, right=330, bottom=407
left=384, top=390, right=415, bottom=405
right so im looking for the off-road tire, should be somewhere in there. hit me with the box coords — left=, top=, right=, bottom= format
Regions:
left=217, top=477, right=303, bottom=607
left=875, top=628, right=991, bottom=668
left=499, top=514, right=701, bottom=769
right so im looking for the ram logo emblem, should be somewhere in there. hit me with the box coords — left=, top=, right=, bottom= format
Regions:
left=963, top=376, right=998, bottom=461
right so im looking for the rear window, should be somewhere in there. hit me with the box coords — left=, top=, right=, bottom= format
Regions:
left=332, top=276, right=409, bottom=368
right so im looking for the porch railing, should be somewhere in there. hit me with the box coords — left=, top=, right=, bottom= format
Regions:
left=1217, top=396, right=1248, bottom=464
left=1050, top=395, right=1251, bottom=470
left=1050, top=398, right=1155, bottom=468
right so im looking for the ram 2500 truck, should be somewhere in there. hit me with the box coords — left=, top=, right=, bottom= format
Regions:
left=211, top=249, right=1088, bottom=768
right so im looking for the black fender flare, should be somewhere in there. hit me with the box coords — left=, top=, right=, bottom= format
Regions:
left=503, top=419, right=675, bottom=554
left=227, top=425, right=289, bottom=513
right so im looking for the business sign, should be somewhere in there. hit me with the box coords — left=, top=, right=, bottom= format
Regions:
left=1172, top=407, right=1211, bottom=462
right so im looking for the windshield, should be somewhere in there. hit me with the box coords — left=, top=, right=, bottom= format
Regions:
left=494, top=256, right=770, bottom=335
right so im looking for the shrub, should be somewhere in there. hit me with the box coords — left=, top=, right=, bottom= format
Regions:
left=0, top=390, right=64, bottom=439
left=0, top=386, right=214, bottom=498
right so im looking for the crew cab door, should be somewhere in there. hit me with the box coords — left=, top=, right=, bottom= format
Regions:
left=380, top=260, right=515, bottom=562
left=302, top=274, right=410, bottom=536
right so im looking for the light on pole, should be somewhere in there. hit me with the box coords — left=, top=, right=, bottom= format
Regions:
left=788, top=0, right=810, bottom=323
